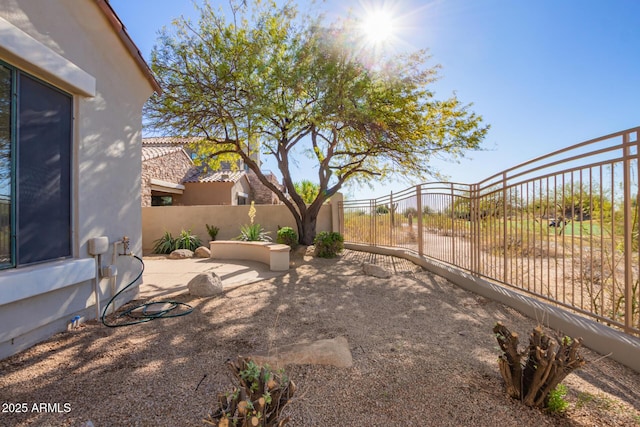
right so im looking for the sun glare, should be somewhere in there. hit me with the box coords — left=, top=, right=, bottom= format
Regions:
left=356, top=0, right=401, bottom=50
left=361, top=9, right=395, bottom=45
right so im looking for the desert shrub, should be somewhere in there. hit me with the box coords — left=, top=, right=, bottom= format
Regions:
left=376, top=204, right=390, bottom=215
left=313, top=231, right=344, bottom=258
left=546, top=384, right=569, bottom=413
left=236, top=223, right=271, bottom=242
left=152, top=231, right=175, bottom=254
left=174, top=229, right=202, bottom=251
left=205, top=357, right=295, bottom=426
left=494, top=323, right=584, bottom=410
left=205, top=224, right=219, bottom=241
left=276, top=226, right=298, bottom=248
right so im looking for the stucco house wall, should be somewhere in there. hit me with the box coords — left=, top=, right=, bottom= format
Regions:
left=180, top=177, right=251, bottom=205
left=0, top=0, right=157, bottom=359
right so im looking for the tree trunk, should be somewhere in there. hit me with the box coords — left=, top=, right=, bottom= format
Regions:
left=493, top=322, right=585, bottom=409
left=299, top=204, right=320, bottom=245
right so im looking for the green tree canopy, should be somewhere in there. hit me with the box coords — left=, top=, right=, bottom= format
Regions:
left=293, top=180, right=320, bottom=204
left=145, top=0, right=489, bottom=244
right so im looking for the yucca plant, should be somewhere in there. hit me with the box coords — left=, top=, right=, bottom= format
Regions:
left=236, top=223, right=271, bottom=242
left=205, top=224, right=220, bottom=241
left=152, top=231, right=175, bottom=254
left=174, top=229, right=202, bottom=251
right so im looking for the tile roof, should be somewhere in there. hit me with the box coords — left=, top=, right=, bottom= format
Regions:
left=141, top=146, right=186, bottom=161
left=142, top=137, right=201, bottom=146
left=183, top=170, right=247, bottom=183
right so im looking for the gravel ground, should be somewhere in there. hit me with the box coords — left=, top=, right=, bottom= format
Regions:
left=1, top=249, right=639, bottom=426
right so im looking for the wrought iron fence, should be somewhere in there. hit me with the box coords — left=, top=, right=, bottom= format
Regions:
left=341, top=127, right=640, bottom=337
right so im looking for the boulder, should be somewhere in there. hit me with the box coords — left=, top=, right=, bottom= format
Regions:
left=169, top=249, right=194, bottom=259
left=194, top=246, right=211, bottom=258
left=362, top=262, right=392, bottom=279
left=251, top=336, right=353, bottom=369
left=188, top=271, right=223, bottom=297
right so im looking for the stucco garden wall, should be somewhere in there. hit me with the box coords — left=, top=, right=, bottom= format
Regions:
left=142, top=196, right=341, bottom=253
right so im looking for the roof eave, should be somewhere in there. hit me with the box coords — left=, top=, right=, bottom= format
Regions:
left=95, top=0, right=162, bottom=95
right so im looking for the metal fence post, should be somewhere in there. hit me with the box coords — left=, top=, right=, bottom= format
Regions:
left=338, top=200, right=344, bottom=236
left=369, top=199, right=374, bottom=246
left=470, top=183, right=479, bottom=275
left=623, top=132, right=633, bottom=333
left=451, top=184, right=456, bottom=265
left=503, top=172, right=508, bottom=283
left=390, top=191, right=394, bottom=246
left=417, top=185, right=423, bottom=256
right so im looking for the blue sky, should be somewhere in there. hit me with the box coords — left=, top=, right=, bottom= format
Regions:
left=111, top=0, right=640, bottom=200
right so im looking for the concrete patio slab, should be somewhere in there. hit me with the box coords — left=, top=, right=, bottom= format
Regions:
left=140, top=256, right=287, bottom=299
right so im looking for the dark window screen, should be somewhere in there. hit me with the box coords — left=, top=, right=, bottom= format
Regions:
left=17, top=74, right=72, bottom=264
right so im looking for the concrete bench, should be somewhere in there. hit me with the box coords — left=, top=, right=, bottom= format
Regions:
left=209, top=241, right=290, bottom=271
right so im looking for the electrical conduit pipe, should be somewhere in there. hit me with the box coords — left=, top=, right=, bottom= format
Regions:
left=110, top=239, right=121, bottom=314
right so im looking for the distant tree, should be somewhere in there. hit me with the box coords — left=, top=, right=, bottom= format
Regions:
left=293, top=180, right=320, bottom=204
left=376, top=204, right=390, bottom=215
left=145, top=0, right=488, bottom=244
left=403, top=207, right=418, bottom=218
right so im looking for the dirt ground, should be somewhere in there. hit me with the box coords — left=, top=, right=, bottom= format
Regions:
left=1, top=249, right=639, bottom=426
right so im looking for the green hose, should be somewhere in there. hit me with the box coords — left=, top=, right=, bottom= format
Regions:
left=101, top=254, right=193, bottom=328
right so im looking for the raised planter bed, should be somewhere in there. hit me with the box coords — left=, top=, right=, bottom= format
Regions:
left=209, top=240, right=290, bottom=271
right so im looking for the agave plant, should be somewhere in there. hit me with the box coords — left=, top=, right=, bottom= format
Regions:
left=236, top=223, right=271, bottom=242
left=152, top=231, right=175, bottom=254
left=174, top=229, right=202, bottom=251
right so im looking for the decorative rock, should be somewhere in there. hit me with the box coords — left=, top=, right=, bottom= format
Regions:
left=169, top=249, right=194, bottom=259
left=194, top=246, right=211, bottom=258
left=187, top=271, right=223, bottom=297
left=251, top=336, right=353, bottom=369
left=303, top=245, right=315, bottom=260
left=362, top=262, right=392, bottom=279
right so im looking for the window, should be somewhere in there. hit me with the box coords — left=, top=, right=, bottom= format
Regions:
left=0, top=62, right=72, bottom=268
left=151, top=195, right=173, bottom=206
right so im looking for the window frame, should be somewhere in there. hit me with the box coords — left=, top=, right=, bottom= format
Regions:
left=0, top=59, right=73, bottom=269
